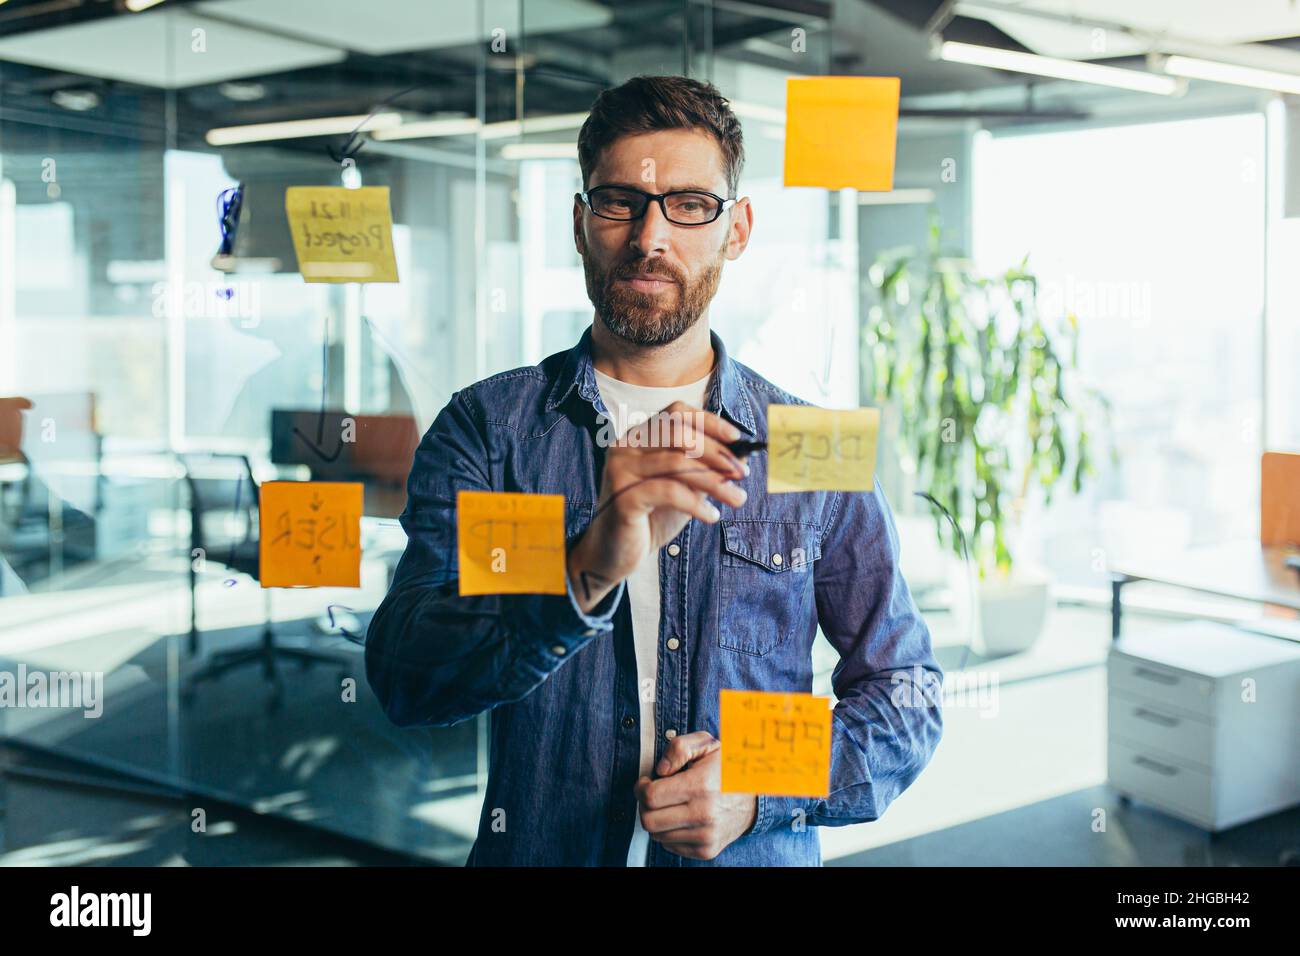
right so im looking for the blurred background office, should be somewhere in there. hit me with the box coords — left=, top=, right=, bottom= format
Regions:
left=1, top=0, right=1298, bottom=866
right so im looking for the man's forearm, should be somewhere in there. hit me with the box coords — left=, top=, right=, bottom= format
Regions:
left=566, top=532, right=621, bottom=614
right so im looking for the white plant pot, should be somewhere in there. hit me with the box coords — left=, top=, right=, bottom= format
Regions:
left=951, top=566, right=1052, bottom=658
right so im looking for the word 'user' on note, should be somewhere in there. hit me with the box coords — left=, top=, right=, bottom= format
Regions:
left=720, top=689, right=833, bottom=797
left=457, top=490, right=567, bottom=596
left=285, top=186, right=399, bottom=283
left=783, top=76, right=900, bottom=192
left=258, top=481, right=363, bottom=588
left=767, top=404, right=880, bottom=493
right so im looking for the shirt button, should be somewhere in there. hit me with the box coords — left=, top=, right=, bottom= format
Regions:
left=772, top=553, right=782, bottom=566
left=551, top=645, right=566, bottom=656
left=667, top=544, right=681, bottom=557
left=622, top=715, right=635, bottom=729
left=582, top=628, right=597, bottom=637
left=665, top=729, right=677, bottom=739
left=666, top=637, right=680, bottom=651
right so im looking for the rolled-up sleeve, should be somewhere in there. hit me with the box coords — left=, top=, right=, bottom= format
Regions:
left=364, top=389, right=624, bottom=728
left=748, top=484, right=943, bottom=834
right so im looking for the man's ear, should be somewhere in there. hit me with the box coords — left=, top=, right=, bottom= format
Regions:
left=724, top=196, right=753, bottom=261
left=573, top=194, right=586, bottom=257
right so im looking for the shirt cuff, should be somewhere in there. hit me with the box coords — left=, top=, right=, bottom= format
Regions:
left=749, top=794, right=812, bottom=835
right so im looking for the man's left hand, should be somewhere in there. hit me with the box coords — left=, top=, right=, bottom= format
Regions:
left=634, top=731, right=756, bottom=861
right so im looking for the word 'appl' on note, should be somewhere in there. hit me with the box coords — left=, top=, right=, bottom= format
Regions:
left=258, top=481, right=362, bottom=588
left=456, top=491, right=567, bottom=596
left=719, top=689, right=833, bottom=798
left=284, top=186, right=399, bottom=283
left=783, top=76, right=900, bottom=192
left=767, top=404, right=880, bottom=493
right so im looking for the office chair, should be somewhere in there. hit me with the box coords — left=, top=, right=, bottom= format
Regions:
left=178, top=453, right=352, bottom=704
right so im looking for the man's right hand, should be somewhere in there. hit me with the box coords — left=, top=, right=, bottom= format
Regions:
left=567, top=401, right=750, bottom=613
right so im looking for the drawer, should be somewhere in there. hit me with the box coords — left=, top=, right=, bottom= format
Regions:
left=1108, top=652, right=1216, bottom=720
left=1108, top=738, right=1213, bottom=826
left=1109, top=689, right=1214, bottom=770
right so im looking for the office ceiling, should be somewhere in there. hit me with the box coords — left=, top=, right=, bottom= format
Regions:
left=0, top=0, right=1298, bottom=158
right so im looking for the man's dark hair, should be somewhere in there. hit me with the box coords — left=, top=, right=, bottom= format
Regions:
left=577, top=75, right=745, bottom=197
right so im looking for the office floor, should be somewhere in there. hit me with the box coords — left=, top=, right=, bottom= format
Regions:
left=2, top=556, right=1297, bottom=867
left=5, top=741, right=1296, bottom=867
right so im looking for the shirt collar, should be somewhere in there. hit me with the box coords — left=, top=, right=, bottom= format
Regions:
left=546, top=324, right=758, bottom=437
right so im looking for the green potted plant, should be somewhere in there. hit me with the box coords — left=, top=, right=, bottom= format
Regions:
left=864, top=218, right=1112, bottom=655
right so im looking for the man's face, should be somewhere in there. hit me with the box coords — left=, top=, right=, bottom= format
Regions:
left=574, top=128, right=751, bottom=346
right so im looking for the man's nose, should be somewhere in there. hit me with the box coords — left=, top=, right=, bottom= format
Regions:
left=628, top=198, right=674, bottom=257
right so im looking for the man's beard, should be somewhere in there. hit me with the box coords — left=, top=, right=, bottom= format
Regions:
left=585, top=243, right=725, bottom=347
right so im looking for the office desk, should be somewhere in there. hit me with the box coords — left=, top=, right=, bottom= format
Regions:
left=1109, top=541, right=1300, bottom=639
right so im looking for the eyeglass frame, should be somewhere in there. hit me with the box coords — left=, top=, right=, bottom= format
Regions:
left=577, top=184, right=739, bottom=225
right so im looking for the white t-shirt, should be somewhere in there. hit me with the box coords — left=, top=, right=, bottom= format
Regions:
left=593, top=364, right=712, bottom=867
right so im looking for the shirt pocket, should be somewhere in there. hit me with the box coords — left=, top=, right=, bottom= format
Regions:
left=717, top=519, right=821, bottom=657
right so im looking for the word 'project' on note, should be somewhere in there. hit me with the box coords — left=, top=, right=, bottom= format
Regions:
left=456, top=490, right=567, bottom=596
left=284, top=186, right=399, bottom=283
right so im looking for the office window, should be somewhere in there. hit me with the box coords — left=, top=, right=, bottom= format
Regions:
left=972, top=113, right=1266, bottom=586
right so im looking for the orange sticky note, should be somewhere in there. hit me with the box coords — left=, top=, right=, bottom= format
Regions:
left=258, top=481, right=362, bottom=588
left=784, top=76, right=900, bottom=192
left=720, top=689, right=833, bottom=797
left=285, top=186, right=399, bottom=283
left=457, top=491, right=566, bottom=596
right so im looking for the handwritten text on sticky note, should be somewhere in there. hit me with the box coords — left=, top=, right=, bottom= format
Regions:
left=457, top=491, right=566, bottom=596
left=767, top=405, right=880, bottom=493
left=259, top=481, right=362, bottom=587
left=285, top=186, right=399, bottom=283
left=720, top=689, right=832, bottom=797
left=784, top=76, right=900, bottom=192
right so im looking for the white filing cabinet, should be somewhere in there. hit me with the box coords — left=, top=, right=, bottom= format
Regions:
left=1107, top=620, right=1300, bottom=832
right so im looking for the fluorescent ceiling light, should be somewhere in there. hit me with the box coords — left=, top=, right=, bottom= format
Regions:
left=500, top=143, right=578, bottom=160
left=205, top=112, right=401, bottom=146
left=373, top=112, right=588, bottom=143
left=125, top=0, right=167, bottom=10
left=939, top=40, right=1180, bottom=95
left=371, top=117, right=482, bottom=141
left=858, top=188, right=936, bottom=205
left=479, top=112, right=590, bottom=140
left=1162, top=55, right=1300, bottom=95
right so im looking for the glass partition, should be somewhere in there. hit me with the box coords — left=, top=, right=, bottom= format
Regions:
left=0, top=0, right=839, bottom=863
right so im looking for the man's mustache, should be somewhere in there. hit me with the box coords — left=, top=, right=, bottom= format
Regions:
left=612, top=261, right=681, bottom=285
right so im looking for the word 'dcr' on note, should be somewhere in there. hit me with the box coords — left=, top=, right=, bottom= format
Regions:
left=767, top=404, right=880, bottom=493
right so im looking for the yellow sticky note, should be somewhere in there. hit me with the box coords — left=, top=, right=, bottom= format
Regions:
left=285, top=186, right=399, bottom=283
left=720, top=689, right=833, bottom=797
left=784, top=76, right=900, bottom=192
left=457, top=491, right=566, bottom=596
left=258, top=481, right=362, bottom=588
left=767, top=405, right=880, bottom=493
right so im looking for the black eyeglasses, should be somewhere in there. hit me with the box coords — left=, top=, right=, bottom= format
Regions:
left=579, top=185, right=737, bottom=225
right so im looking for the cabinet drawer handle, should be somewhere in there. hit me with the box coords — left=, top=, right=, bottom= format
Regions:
left=1134, top=707, right=1179, bottom=728
left=1133, top=755, right=1179, bottom=776
left=1133, top=666, right=1178, bottom=686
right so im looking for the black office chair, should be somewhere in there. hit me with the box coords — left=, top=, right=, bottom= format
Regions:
left=178, top=453, right=351, bottom=704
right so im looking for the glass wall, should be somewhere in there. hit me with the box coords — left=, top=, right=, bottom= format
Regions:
left=0, top=0, right=838, bottom=863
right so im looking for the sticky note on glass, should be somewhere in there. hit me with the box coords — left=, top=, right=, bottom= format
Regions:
left=768, top=405, right=880, bottom=493
left=259, top=481, right=362, bottom=587
left=720, top=689, right=832, bottom=797
left=784, top=76, right=900, bottom=192
left=285, top=186, right=399, bottom=283
left=457, top=491, right=566, bottom=596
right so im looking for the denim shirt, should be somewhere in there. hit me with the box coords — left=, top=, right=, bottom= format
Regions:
left=365, top=326, right=943, bottom=866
